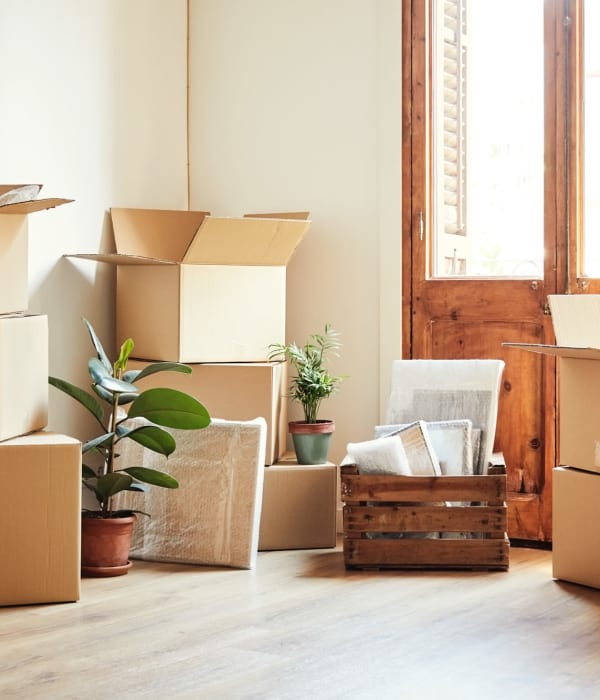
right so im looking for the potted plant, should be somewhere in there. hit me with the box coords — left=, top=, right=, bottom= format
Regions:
left=49, top=318, right=211, bottom=577
left=268, top=323, right=345, bottom=464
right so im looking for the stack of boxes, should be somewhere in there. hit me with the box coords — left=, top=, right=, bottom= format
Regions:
left=507, top=294, right=600, bottom=589
left=73, top=207, right=337, bottom=553
left=0, top=185, right=81, bottom=606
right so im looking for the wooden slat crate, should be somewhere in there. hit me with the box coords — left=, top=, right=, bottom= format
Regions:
left=341, top=464, right=509, bottom=571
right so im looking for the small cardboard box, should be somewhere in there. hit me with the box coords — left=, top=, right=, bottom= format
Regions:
left=69, top=208, right=310, bottom=362
left=128, top=359, right=287, bottom=465
left=505, top=294, right=600, bottom=473
left=0, top=314, right=49, bottom=442
left=0, top=185, right=73, bottom=314
left=553, top=466, right=600, bottom=589
left=0, top=432, right=81, bottom=606
left=258, top=454, right=337, bottom=550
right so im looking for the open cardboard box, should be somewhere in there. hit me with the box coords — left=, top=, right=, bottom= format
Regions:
left=69, top=208, right=311, bottom=362
left=0, top=185, right=73, bottom=314
left=505, top=294, right=600, bottom=473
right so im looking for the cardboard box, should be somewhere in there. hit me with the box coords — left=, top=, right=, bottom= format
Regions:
left=505, top=294, right=600, bottom=473
left=0, top=185, right=73, bottom=314
left=0, top=314, right=49, bottom=442
left=69, top=208, right=310, bottom=362
left=553, top=466, right=600, bottom=589
left=128, top=359, right=287, bottom=465
left=0, top=432, right=81, bottom=606
left=258, top=455, right=337, bottom=550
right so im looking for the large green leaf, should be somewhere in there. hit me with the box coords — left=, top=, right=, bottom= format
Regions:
left=128, top=388, right=210, bottom=429
left=48, top=376, right=104, bottom=423
left=119, top=424, right=176, bottom=456
left=83, top=317, right=113, bottom=373
left=122, top=466, right=179, bottom=489
left=123, top=362, right=192, bottom=384
left=95, top=472, right=134, bottom=499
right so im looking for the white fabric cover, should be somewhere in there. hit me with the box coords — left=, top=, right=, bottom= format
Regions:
left=386, top=360, right=504, bottom=475
left=343, top=435, right=412, bottom=475
left=114, top=417, right=266, bottom=570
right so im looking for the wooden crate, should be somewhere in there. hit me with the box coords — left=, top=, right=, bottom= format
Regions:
left=341, top=464, right=509, bottom=571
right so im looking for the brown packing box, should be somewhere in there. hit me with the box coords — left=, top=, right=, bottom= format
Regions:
left=553, top=466, right=600, bottom=589
left=68, top=208, right=311, bottom=362
left=128, top=359, right=287, bottom=465
left=0, top=185, right=73, bottom=314
left=0, top=314, right=49, bottom=441
left=505, top=294, right=600, bottom=473
left=258, top=454, right=337, bottom=550
left=0, top=432, right=81, bottom=606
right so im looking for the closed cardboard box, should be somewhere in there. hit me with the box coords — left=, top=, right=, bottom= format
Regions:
left=553, top=466, right=600, bottom=589
left=0, top=314, right=49, bottom=441
left=0, top=184, right=72, bottom=314
left=69, top=208, right=310, bottom=362
left=259, top=455, right=337, bottom=550
left=128, top=359, right=287, bottom=465
left=505, top=294, right=600, bottom=472
left=0, top=432, right=81, bottom=606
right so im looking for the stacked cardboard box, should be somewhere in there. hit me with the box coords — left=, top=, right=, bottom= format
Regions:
left=70, top=207, right=311, bottom=467
left=0, top=185, right=81, bottom=605
left=506, top=294, right=600, bottom=589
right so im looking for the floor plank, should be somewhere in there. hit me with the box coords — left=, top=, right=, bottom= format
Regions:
left=2, top=543, right=600, bottom=699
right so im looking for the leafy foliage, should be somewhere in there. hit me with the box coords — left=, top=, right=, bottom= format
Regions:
left=268, top=324, right=345, bottom=424
left=49, top=318, right=211, bottom=517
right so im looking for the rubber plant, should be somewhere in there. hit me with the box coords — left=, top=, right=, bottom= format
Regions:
left=49, top=318, right=211, bottom=518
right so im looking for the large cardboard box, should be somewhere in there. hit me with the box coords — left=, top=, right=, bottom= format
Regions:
left=553, top=466, right=600, bottom=589
left=505, top=294, right=600, bottom=472
left=0, top=432, right=81, bottom=606
left=128, top=359, right=287, bottom=465
left=258, top=454, right=337, bottom=550
left=69, top=208, right=310, bottom=362
left=0, top=314, right=49, bottom=442
left=0, top=184, right=72, bottom=314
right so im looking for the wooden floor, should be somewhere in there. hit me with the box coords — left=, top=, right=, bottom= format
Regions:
left=2, top=542, right=600, bottom=699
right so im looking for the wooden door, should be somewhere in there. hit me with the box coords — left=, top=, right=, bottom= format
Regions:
left=402, top=0, right=574, bottom=541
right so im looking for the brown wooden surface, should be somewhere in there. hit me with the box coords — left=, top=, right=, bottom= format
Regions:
left=401, top=0, right=571, bottom=542
left=3, top=545, right=600, bottom=698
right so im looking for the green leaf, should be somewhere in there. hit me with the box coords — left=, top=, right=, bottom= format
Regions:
left=89, top=358, right=137, bottom=394
left=82, top=464, right=97, bottom=479
left=120, top=424, right=177, bottom=456
left=48, top=376, right=104, bottom=423
left=95, top=472, right=134, bottom=499
left=114, top=337, right=134, bottom=375
left=128, top=388, right=210, bottom=429
left=123, top=362, right=193, bottom=384
left=83, top=432, right=114, bottom=454
left=83, top=318, right=112, bottom=373
left=122, top=466, right=179, bottom=489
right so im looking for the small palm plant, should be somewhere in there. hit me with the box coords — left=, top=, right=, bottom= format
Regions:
left=268, top=323, right=344, bottom=424
left=49, top=318, right=210, bottom=518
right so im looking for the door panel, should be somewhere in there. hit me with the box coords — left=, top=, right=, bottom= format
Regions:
left=403, top=0, right=568, bottom=541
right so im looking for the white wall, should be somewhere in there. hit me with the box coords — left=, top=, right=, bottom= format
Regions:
left=188, top=0, right=402, bottom=463
left=0, top=1, right=189, bottom=443
left=0, top=0, right=402, bottom=468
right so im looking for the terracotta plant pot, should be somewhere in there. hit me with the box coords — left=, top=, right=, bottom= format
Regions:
left=81, top=514, right=136, bottom=578
left=289, top=420, right=335, bottom=465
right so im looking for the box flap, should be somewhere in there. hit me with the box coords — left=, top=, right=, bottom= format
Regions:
left=503, top=342, right=600, bottom=360
left=111, top=208, right=210, bottom=262
left=183, top=216, right=310, bottom=265
left=244, top=211, right=311, bottom=220
left=548, top=294, right=600, bottom=347
left=67, top=253, right=176, bottom=266
left=0, top=197, right=74, bottom=214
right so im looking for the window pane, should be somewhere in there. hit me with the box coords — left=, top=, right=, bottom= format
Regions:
left=432, top=0, right=544, bottom=277
left=583, top=0, right=600, bottom=276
